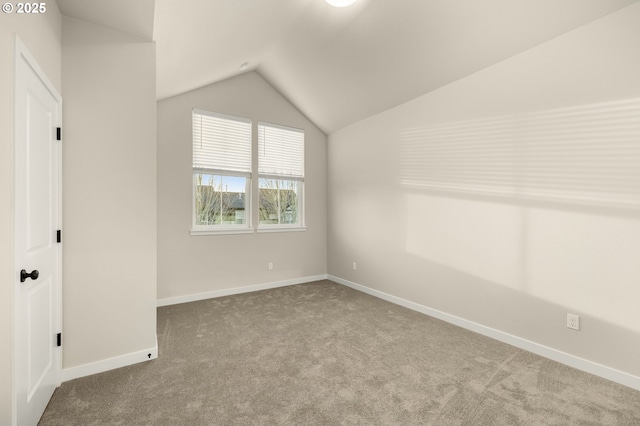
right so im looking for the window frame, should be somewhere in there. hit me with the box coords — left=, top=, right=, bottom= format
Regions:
left=257, top=121, right=306, bottom=232
left=257, top=177, right=306, bottom=232
left=190, top=110, right=253, bottom=235
left=189, top=111, right=308, bottom=235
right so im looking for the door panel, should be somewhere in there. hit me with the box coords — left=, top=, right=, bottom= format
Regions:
left=26, top=90, right=54, bottom=253
left=27, top=278, right=53, bottom=398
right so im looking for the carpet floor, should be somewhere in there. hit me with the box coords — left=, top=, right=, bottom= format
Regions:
left=39, top=280, right=640, bottom=425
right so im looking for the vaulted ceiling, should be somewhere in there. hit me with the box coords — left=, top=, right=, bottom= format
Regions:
left=57, top=0, right=638, bottom=134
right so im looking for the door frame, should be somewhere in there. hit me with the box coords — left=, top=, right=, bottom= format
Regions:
left=12, top=35, right=63, bottom=425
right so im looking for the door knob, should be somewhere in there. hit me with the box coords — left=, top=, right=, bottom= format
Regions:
left=20, top=269, right=39, bottom=283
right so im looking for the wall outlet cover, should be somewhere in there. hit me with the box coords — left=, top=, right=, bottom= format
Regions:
left=567, top=313, right=580, bottom=331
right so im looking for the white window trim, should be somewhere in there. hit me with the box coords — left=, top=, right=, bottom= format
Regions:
left=257, top=178, right=305, bottom=230
left=190, top=112, right=309, bottom=235
left=191, top=171, right=252, bottom=232
left=191, top=228, right=256, bottom=236
left=256, top=225, right=307, bottom=233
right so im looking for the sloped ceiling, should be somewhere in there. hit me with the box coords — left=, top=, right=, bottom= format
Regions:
left=57, top=0, right=155, bottom=41
left=58, top=0, right=638, bottom=134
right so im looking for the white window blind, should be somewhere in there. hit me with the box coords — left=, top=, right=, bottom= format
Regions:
left=193, top=109, right=252, bottom=174
left=258, top=123, right=304, bottom=178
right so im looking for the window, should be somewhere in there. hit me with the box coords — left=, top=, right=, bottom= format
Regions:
left=258, top=122, right=305, bottom=229
left=191, top=111, right=306, bottom=235
left=192, top=110, right=252, bottom=233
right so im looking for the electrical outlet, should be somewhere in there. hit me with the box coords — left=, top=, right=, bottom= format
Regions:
left=567, top=313, right=580, bottom=331
left=268, top=262, right=273, bottom=270
left=352, top=262, right=357, bottom=270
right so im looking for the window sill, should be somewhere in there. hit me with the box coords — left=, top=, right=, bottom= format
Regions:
left=190, top=228, right=255, bottom=236
left=190, top=226, right=307, bottom=235
left=256, top=226, right=307, bottom=234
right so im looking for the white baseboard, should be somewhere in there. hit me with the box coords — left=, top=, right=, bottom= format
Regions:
left=62, top=337, right=158, bottom=382
left=328, top=275, right=640, bottom=392
left=157, top=274, right=329, bottom=307
left=62, top=277, right=330, bottom=382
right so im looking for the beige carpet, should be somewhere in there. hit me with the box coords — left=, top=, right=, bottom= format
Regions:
left=40, top=280, right=640, bottom=425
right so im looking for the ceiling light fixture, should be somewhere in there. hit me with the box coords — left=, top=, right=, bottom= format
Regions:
left=240, top=62, right=249, bottom=71
left=325, top=0, right=357, bottom=7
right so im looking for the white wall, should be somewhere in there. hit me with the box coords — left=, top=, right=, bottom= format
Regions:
left=61, top=17, right=157, bottom=370
left=157, top=72, right=327, bottom=302
left=0, top=3, right=62, bottom=423
left=328, top=3, right=640, bottom=381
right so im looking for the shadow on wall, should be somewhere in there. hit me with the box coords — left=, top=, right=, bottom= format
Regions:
left=398, top=98, right=640, bottom=335
left=399, top=98, right=640, bottom=211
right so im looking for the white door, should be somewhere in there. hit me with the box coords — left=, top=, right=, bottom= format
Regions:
left=14, top=36, right=62, bottom=426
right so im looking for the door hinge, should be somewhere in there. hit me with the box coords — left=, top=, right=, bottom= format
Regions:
left=56, top=229, right=61, bottom=243
left=56, top=333, right=61, bottom=347
left=56, top=127, right=61, bottom=141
